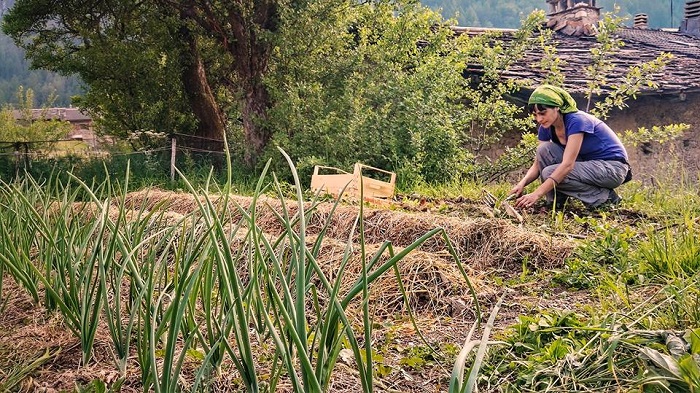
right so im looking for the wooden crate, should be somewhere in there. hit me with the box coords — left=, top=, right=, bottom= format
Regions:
left=310, top=163, right=396, bottom=200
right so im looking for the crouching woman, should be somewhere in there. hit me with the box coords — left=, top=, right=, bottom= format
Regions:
left=511, top=84, right=631, bottom=210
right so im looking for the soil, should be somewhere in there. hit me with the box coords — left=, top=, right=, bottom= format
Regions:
left=0, top=189, right=647, bottom=392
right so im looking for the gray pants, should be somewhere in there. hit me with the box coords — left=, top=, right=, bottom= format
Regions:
left=537, top=142, right=629, bottom=207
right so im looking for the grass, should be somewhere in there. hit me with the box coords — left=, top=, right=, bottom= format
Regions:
left=468, top=177, right=700, bottom=392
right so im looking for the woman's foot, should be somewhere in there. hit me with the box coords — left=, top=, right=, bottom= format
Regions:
left=588, top=190, right=622, bottom=210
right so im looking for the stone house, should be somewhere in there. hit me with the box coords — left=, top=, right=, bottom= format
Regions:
left=456, top=0, right=700, bottom=183
left=12, top=107, right=103, bottom=149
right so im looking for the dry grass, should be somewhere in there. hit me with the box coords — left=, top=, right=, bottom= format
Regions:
left=122, top=188, right=573, bottom=271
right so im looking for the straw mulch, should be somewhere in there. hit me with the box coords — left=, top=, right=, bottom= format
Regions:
left=48, top=187, right=570, bottom=321
left=305, top=235, right=491, bottom=318
left=121, top=188, right=573, bottom=271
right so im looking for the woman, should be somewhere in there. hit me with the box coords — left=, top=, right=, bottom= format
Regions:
left=511, top=84, right=630, bottom=210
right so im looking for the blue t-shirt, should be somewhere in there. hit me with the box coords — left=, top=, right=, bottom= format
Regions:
left=537, top=111, right=628, bottom=162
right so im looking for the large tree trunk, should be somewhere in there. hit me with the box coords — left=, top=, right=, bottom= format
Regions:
left=169, top=0, right=278, bottom=169
left=239, top=78, right=272, bottom=168
left=223, top=1, right=277, bottom=168
left=179, top=24, right=226, bottom=142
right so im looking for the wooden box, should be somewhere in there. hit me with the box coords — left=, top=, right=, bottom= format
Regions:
left=310, top=163, right=396, bottom=200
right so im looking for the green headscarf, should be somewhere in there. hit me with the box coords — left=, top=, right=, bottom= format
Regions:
left=528, top=85, right=578, bottom=114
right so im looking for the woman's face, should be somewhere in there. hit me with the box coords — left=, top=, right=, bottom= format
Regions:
left=532, top=107, right=559, bottom=128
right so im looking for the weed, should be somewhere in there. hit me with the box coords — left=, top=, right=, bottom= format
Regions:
left=637, top=220, right=700, bottom=277
left=400, top=344, right=440, bottom=371
left=554, top=222, right=637, bottom=290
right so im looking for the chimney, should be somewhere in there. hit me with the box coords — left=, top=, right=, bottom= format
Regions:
left=680, top=0, right=700, bottom=38
left=634, top=13, right=648, bottom=29
left=545, top=0, right=601, bottom=36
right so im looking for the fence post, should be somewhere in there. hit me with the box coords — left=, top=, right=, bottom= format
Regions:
left=171, top=136, right=177, bottom=182
left=23, top=142, right=30, bottom=170
left=14, top=142, right=20, bottom=178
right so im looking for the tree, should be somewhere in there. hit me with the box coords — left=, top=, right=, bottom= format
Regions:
left=3, top=0, right=308, bottom=168
left=2, top=0, right=222, bottom=143
left=262, top=3, right=544, bottom=184
left=153, top=0, right=283, bottom=167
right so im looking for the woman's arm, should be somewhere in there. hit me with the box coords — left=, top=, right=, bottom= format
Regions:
left=515, top=134, right=583, bottom=208
left=510, top=159, right=540, bottom=197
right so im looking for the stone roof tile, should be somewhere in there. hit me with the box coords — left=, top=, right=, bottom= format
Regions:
left=458, top=26, right=700, bottom=96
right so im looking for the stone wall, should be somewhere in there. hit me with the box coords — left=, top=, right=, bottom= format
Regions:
left=606, top=93, right=700, bottom=184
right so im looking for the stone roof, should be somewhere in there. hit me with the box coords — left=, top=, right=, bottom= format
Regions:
left=12, top=108, right=92, bottom=123
left=456, top=25, right=700, bottom=97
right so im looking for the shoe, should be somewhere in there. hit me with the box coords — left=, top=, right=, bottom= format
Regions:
left=588, top=190, right=622, bottom=211
left=608, top=190, right=622, bottom=205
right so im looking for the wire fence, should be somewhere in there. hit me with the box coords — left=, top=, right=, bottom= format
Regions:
left=0, top=133, right=228, bottom=180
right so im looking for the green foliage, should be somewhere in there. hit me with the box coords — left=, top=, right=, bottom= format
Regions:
left=620, top=123, right=690, bottom=148
left=453, top=12, right=544, bottom=168
left=636, top=220, right=700, bottom=277
left=591, top=51, right=674, bottom=119
left=576, top=223, right=633, bottom=266
left=400, top=345, right=440, bottom=370
left=554, top=223, right=636, bottom=290
left=268, top=1, right=468, bottom=184
left=0, top=149, right=480, bottom=392
left=2, top=1, right=199, bottom=139
left=0, top=0, right=684, bottom=188
left=535, top=28, right=565, bottom=87
left=551, top=6, right=674, bottom=137
left=267, top=6, right=544, bottom=184
left=481, top=310, right=700, bottom=392
left=0, top=87, right=72, bottom=143
left=584, top=7, right=626, bottom=112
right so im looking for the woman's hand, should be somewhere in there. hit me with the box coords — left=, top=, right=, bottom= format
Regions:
left=509, top=184, right=525, bottom=197
left=515, top=192, right=541, bottom=209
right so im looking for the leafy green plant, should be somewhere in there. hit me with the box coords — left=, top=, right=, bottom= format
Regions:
left=639, top=328, right=700, bottom=392
left=554, top=222, right=637, bottom=289
left=636, top=219, right=700, bottom=277
left=400, top=345, right=441, bottom=371
left=476, top=311, right=700, bottom=392
left=621, top=123, right=690, bottom=148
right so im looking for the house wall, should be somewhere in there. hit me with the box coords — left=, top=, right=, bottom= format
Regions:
left=605, top=92, right=700, bottom=184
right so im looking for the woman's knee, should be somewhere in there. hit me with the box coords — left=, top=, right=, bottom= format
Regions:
left=536, top=142, right=553, bottom=157
left=541, top=164, right=558, bottom=179
left=536, top=142, right=564, bottom=165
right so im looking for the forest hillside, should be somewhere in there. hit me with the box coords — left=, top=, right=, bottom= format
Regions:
left=423, top=0, right=686, bottom=29
left=1, top=0, right=81, bottom=107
